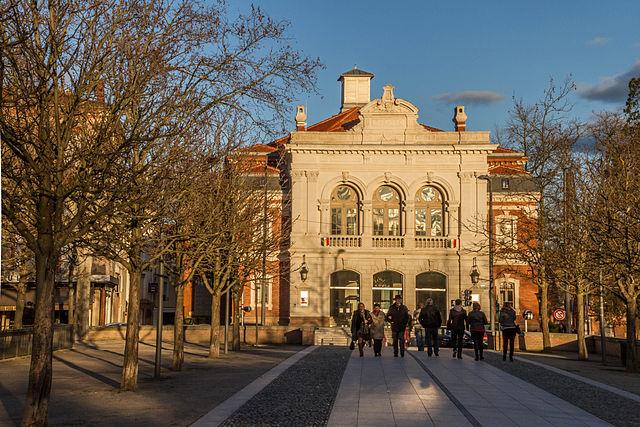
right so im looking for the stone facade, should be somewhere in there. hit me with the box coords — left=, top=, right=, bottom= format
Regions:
left=274, top=68, right=508, bottom=327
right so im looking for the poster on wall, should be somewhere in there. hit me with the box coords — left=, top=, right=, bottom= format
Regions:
left=300, top=290, right=309, bottom=307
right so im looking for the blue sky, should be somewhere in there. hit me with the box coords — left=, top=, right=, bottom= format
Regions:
left=254, top=0, right=640, bottom=133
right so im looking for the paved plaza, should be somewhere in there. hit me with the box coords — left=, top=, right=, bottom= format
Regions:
left=2, top=342, right=640, bottom=426
left=327, top=351, right=610, bottom=427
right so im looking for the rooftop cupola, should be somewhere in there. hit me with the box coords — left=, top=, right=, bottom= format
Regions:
left=338, top=67, right=374, bottom=112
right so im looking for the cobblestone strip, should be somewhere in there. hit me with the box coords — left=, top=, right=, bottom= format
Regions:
left=192, top=346, right=318, bottom=427
left=480, top=351, right=640, bottom=427
left=515, top=355, right=640, bottom=403
left=219, top=346, right=351, bottom=427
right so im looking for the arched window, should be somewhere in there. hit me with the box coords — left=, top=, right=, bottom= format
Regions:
left=330, top=270, right=360, bottom=327
left=415, top=186, right=444, bottom=236
left=416, top=272, right=447, bottom=319
left=331, top=185, right=358, bottom=235
left=372, top=186, right=401, bottom=236
left=373, top=271, right=403, bottom=311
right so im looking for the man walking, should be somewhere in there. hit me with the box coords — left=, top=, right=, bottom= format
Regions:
left=419, top=298, right=442, bottom=357
left=386, top=295, right=411, bottom=357
left=447, top=299, right=467, bottom=359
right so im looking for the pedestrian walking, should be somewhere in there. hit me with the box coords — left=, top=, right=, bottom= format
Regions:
left=447, top=299, right=467, bottom=359
left=418, top=298, right=442, bottom=357
left=370, top=303, right=386, bottom=357
left=466, top=302, right=488, bottom=361
left=499, top=301, right=518, bottom=362
left=351, top=302, right=373, bottom=357
left=386, top=295, right=411, bottom=357
left=413, top=302, right=425, bottom=351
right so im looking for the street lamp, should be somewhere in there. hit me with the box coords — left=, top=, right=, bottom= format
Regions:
left=300, top=255, right=309, bottom=282
left=477, top=175, right=496, bottom=349
left=470, top=257, right=480, bottom=286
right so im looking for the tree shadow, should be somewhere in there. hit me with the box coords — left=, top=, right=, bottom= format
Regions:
left=52, top=355, right=120, bottom=388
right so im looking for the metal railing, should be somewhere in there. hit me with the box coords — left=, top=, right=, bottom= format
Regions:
left=0, top=324, right=74, bottom=360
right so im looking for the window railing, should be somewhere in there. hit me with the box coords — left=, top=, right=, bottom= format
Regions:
left=372, top=237, right=404, bottom=248
left=321, top=236, right=362, bottom=247
left=414, top=237, right=454, bottom=249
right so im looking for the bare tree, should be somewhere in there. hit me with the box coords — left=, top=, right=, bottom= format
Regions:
left=587, top=109, right=640, bottom=371
left=1, top=221, right=34, bottom=329
left=500, top=78, right=579, bottom=352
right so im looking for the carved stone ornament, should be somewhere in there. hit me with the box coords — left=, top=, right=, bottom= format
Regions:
left=384, top=172, right=391, bottom=182
left=307, top=170, right=319, bottom=182
left=341, top=171, right=350, bottom=182
left=425, top=172, right=434, bottom=183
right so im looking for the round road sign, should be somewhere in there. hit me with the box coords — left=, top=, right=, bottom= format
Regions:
left=553, top=308, right=566, bottom=321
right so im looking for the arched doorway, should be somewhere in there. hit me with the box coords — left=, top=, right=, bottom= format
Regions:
left=330, top=270, right=360, bottom=327
left=416, top=272, right=447, bottom=322
left=373, top=271, right=403, bottom=311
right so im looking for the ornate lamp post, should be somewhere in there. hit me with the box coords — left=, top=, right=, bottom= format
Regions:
left=300, top=255, right=309, bottom=282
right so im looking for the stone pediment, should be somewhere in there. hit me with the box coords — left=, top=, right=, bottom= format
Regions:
left=350, top=85, right=429, bottom=143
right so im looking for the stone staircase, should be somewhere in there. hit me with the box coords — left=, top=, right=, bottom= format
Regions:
left=314, top=327, right=352, bottom=346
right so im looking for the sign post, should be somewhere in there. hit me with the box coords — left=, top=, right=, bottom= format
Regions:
left=553, top=308, right=566, bottom=322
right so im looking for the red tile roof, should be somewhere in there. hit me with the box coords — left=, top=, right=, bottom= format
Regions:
left=306, top=107, right=361, bottom=132
left=269, top=107, right=444, bottom=146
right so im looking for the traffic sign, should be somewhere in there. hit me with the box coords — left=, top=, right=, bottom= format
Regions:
left=553, top=308, right=566, bottom=321
left=523, top=309, right=534, bottom=320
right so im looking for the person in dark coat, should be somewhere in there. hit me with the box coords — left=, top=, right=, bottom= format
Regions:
left=466, top=302, right=488, bottom=361
left=386, top=295, right=411, bottom=357
left=447, top=299, right=467, bottom=359
left=499, top=301, right=517, bottom=362
left=418, top=297, right=442, bottom=357
left=351, top=302, right=373, bottom=357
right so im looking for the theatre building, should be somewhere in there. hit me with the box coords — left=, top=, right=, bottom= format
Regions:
left=258, top=68, right=539, bottom=330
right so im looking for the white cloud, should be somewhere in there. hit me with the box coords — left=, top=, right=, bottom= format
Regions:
left=578, top=60, right=640, bottom=103
left=587, top=36, right=611, bottom=47
left=432, top=90, right=504, bottom=105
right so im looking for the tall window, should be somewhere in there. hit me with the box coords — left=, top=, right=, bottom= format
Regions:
left=499, top=281, right=516, bottom=308
left=415, top=186, right=444, bottom=236
left=373, top=186, right=401, bottom=236
left=415, top=272, right=447, bottom=317
left=372, top=271, right=403, bottom=311
left=330, top=270, right=360, bottom=327
left=331, top=185, right=358, bottom=235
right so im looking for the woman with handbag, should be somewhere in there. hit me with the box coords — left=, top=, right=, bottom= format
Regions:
left=370, top=303, right=386, bottom=357
left=351, top=302, right=373, bottom=357
left=498, top=301, right=518, bottom=362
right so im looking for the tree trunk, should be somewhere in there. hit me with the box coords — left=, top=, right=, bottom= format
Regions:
left=209, top=291, right=221, bottom=358
left=121, top=267, right=141, bottom=390
left=173, top=283, right=184, bottom=371
left=74, top=265, right=90, bottom=341
left=21, top=243, right=58, bottom=426
left=68, top=285, right=75, bottom=327
left=14, top=281, right=27, bottom=329
left=625, top=298, right=638, bottom=372
left=232, top=289, right=241, bottom=351
left=577, top=289, right=588, bottom=361
left=540, top=275, right=552, bottom=352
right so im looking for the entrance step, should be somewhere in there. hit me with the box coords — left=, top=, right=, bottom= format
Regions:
left=314, top=327, right=352, bottom=346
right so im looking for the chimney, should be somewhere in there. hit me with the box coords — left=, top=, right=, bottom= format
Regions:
left=453, top=105, right=467, bottom=131
left=295, top=105, right=307, bottom=131
left=338, top=67, right=374, bottom=112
